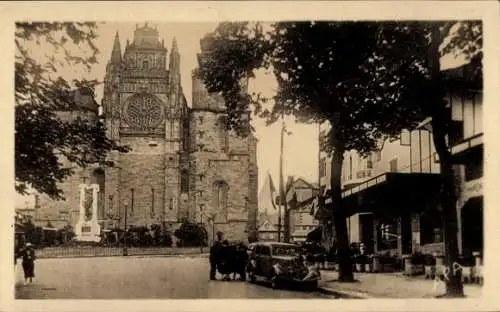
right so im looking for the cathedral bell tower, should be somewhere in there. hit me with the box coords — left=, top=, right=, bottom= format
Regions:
left=101, top=23, right=189, bottom=227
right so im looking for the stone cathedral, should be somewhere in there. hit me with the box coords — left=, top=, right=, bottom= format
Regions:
left=38, top=24, right=258, bottom=243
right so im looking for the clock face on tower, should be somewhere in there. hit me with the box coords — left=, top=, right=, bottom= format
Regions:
left=123, top=93, right=164, bottom=130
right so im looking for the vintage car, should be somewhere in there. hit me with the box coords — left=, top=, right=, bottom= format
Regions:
left=246, top=241, right=320, bottom=289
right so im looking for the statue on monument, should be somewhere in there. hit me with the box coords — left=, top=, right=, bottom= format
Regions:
left=75, top=183, right=101, bottom=243
left=84, top=188, right=94, bottom=221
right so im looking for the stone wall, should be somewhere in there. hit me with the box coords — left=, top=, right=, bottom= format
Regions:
left=211, top=221, right=248, bottom=243
left=37, top=168, right=80, bottom=227
left=189, top=110, right=226, bottom=154
left=164, top=152, right=181, bottom=222
left=188, top=108, right=257, bottom=242
left=117, top=137, right=166, bottom=225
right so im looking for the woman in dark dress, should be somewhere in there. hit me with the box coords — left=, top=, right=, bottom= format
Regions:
left=21, top=243, right=36, bottom=284
left=217, top=240, right=232, bottom=281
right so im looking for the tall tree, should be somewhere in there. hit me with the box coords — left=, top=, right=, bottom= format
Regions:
left=375, top=21, right=482, bottom=297
left=197, top=22, right=426, bottom=281
left=15, top=22, right=128, bottom=200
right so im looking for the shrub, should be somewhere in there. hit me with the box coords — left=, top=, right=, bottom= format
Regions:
left=378, top=252, right=397, bottom=265
left=411, top=252, right=426, bottom=265
left=424, top=254, right=436, bottom=266
left=355, top=254, right=368, bottom=264
left=457, top=255, right=475, bottom=267
left=174, top=221, right=207, bottom=247
left=326, top=249, right=338, bottom=262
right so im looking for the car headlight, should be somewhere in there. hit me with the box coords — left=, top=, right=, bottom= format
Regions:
left=308, top=265, right=319, bottom=274
left=273, top=263, right=283, bottom=274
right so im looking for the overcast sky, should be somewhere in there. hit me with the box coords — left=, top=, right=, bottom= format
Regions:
left=16, top=21, right=467, bottom=208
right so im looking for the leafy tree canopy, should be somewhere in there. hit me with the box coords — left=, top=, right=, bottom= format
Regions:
left=197, top=21, right=481, bottom=155
left=15, top=22, right=129, bottom=200
left=197, top=22, right=432, bottom=156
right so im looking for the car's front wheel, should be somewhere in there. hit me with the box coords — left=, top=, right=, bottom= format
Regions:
left=270, top=275, right=281, bottom=289
left=248, top=272, right=256, bottom=283
left=305, top=280, right=318, bottom=290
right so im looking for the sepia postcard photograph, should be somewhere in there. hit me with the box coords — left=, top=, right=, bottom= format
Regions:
left=1, top=1, right=499, bottom=312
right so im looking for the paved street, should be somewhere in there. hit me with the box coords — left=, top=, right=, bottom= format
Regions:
left=15, top=256, right=338, bottom=299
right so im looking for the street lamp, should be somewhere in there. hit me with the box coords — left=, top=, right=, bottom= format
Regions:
left=199, top=204, right=204, bottom=253
left=123, top=199, right=129, bottom=256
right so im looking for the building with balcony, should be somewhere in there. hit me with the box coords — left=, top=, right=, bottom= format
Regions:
left=423, top=55, right=483, bottom=257
left=290, top=198, right=320, bottom=243
left=257, top=214, right=280, bottom=241
left=316, top=56, right=482, bottom=258
left=285, top=178, right=319, bottom=242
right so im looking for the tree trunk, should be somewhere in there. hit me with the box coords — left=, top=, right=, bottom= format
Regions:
left=431, top=116, right=464, bottom=297
left=428, top=23, right=464, bottom=298
left=329, top=117, right=354, bottom=282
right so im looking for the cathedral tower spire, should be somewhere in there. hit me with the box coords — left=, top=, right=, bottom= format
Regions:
left=171, top=36, right=178, bottom=53
left=111, top=31, right=122, bottom=64
left=169, top=37, right=181, bottom=93
left=169, top=37, right=180, bottom=76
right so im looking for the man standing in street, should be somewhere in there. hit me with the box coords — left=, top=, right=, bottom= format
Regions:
left=209, top=231, right=224, bottom=280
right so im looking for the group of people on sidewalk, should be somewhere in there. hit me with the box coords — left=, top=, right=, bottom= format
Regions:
left=208, top=233, right=331, bottom=282
left=209, top=232, right=249, bottom=281
left=14, top=242, right=37, bottom=285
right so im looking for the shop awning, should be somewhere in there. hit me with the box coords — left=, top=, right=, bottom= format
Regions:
left=341, top=172, right=442, bottom=217
left=450, top=133, right=483, bottom=164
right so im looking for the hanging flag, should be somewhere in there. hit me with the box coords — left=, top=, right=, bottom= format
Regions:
left=286, top=178, right=296, bottom=203
left=310, top=196, right=319, bottom=216
left=269, top=173, right=277, bottom=210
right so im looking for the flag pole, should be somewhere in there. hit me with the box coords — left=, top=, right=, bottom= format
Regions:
left=278, top=117, right=284, bottom=243
left=318, top=121, right=321, bottom=191
left=317, top=121, right=322, bottom=247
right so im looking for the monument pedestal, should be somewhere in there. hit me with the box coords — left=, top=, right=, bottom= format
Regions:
left=75, top=220, right=101, bottom=243
left=75, top=184, right=101, bottom=243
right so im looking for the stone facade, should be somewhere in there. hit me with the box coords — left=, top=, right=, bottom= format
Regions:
left=37, top=24, right=258, bottom=243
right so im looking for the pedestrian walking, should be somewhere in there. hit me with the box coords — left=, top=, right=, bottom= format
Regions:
left=20, top=242, right=36, bottom=284
left=209, top=231, right=223, bottom=280
left=14, top=243, right=20, bottom=266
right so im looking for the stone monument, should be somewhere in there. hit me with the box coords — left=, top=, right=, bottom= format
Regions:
left=74, top=183, right=101, bottom=243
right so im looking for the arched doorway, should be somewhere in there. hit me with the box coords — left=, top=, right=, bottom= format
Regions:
left=461, top=196, right=483, bottom=258
left=91, top=169, right=105, bottom=220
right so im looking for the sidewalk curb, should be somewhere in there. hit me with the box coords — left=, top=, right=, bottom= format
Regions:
left=38, top=253, right=210, bottom=260
left=129, top=253, right=210, bottom=259
left=318, top=286, right=372, bottom=299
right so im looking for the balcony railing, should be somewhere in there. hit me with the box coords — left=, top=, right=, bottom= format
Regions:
left=342, top=169, right=377, bottom=187
left=356, top=169, right=375, bottom=179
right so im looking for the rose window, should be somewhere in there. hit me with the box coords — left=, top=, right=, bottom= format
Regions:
left=124, top=93, right=164, bottom=129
